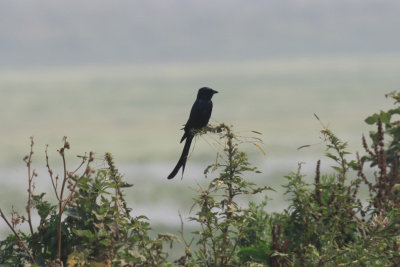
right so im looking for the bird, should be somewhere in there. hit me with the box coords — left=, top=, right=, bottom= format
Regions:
left=167, top=87, right=218, bottom=179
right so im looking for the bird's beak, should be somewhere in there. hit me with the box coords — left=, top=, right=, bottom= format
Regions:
left=213, top=90, right=219, bottom=94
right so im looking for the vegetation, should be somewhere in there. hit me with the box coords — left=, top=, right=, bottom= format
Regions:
left=1, top=92, right=400, bottom=266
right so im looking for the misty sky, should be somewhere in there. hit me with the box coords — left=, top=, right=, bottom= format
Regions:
left=1, top=0, right=400, bottom=67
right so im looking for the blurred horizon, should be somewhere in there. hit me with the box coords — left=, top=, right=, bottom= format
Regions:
left=0, top=55, right=396, bottom=167
left=1, top=0, right=400, bottom=68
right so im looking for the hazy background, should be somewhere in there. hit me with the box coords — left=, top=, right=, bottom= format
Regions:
left=0, top=0, right=399, bottom=255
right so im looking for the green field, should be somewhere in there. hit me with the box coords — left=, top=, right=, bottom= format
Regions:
left=0, top=55, right=398, bottom=247
left=0, top=55, right=395, bottom=164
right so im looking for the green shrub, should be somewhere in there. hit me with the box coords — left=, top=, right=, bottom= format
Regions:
left=0, top=140, right=176, bottom=266
left=236, top=92, right=400, bottom=266
left=2, top=92, right=400, bottom=266
left=175, top=124, right=272, bottom=267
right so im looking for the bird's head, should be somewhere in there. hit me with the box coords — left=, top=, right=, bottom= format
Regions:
left=197, top=87, right=218, bottom=100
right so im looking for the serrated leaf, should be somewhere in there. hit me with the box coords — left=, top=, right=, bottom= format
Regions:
left=331, top=166, right=343, bottom=173
left=73, top=229, right=95, bottom=239
left=365, top=114, right=379, bottom=125
left=326, top=153, right=339, bottom=161
left=99, top=239, right=110, bottom=246
left=379, top=110, right=390, bottom=124
left=389, top=107, right=400, bottom=115
left=135, top=215, right=149, bottom=220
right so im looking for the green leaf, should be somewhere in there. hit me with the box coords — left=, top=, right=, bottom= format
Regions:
left=331, top=166, right=344, bottom=173
left=326, top=153, right=339, bottom=161
left=365, top=113, right=379, bottom=125
left=99, top=239, right=110, bottom=246
left=297, top=144, right=311, bottom=150
left=379, top=110, right=391, bottom=124
left=73, top=229, right=95, bottom=239
left=388, top=107, right=400, bottom=116
left=35, top=201, right=54, bottom=220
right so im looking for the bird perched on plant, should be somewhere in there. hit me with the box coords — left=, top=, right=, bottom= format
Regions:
left=167, top=87, right=218, bottom=179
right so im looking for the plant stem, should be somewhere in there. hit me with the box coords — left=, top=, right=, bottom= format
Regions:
left=0, top=208, right=36, bottom=264
left=57, top=145, right=68, bottom=261
left=26, top=137, right=34, bottom=236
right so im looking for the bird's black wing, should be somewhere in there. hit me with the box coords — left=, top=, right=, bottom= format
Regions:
left=180, top=99, right=213, bottom=142
left=168, top=87, right=217, bottom=179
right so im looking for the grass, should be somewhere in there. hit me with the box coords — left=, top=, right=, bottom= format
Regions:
left=0, top=55, right=396, bottom=165
left=0, top=55, right=397, bottom=249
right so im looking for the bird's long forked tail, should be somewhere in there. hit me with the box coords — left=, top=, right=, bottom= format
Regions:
left=167, top=135, right=193, bottom=179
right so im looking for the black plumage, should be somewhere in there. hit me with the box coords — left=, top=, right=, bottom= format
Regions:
left=167, top=87, right=218, bottom=179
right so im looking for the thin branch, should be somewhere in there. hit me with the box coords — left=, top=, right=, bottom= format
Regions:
left=0, top=208, right=36, bottom=264
left=57, top=137, right=69, bottom=261
left=178, top=211, right=194, bottom=248
left=24, top=136, right=35, bottom=236
left=59, top=155, right=91, bottom=214
left=60, top=176, right=79, bottom=214
left=72, top=153, right=88, bottom=174
left=45, top=144, right=59, bottom=200
left=60, top=155, right=93, bottom=214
